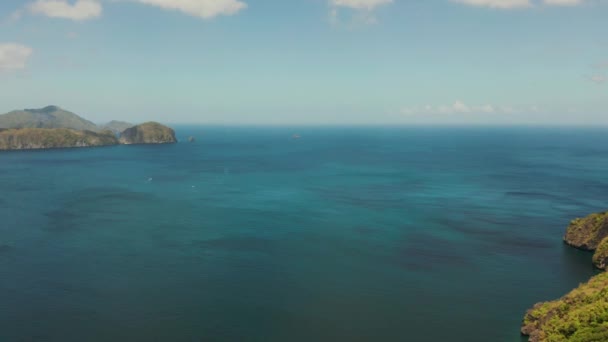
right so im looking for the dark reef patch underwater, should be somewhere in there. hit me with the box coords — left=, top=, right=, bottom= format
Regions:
left=1, top=126, right=608, bottom=341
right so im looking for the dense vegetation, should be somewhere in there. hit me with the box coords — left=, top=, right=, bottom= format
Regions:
left=522, top=272, right=608, bottom=342
left=564, top=211, right=608, bottom=250
left=0, top=106, right=176, bottom=151
left=522, top=211, right=608, bottom=341
left=593, top=238, right=608, bottom=270
left=119, top=122, right=176, bottom=144
left=0, top=128, right=118, bottom=150
left=0, top=106, right=99, bottom=132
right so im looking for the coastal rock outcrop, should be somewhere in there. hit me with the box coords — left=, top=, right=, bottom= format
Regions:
left=522, top=210, right=608, bottom=341
left=592, top=237, right=608, bottom=270
left=521, top=272, right=608, bottom=342
left=118, top=122, right=177, bottom=145
left=0, top=128, right=118, bottom=150
left=564, top=211, right=608, bottom=250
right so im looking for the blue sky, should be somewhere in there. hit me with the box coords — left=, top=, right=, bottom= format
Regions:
left=0, top=0, right=606, bottom=125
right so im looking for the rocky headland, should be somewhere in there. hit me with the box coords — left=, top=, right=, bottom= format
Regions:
left=564, top=212, right=608, bottom=251
left=521, top=211, right=608, bottom=342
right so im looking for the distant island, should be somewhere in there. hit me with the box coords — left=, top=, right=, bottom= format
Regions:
left=521, top=211, right=608, bottom=342
left=0, top=106, right=176, bottom=151
left=0, top=128, right=119, bottom=150
left=0, top=105, right=99, bottom=131
left=119, top=122, right=177, bottom=145
left=102, top=120, right=135, bottom=134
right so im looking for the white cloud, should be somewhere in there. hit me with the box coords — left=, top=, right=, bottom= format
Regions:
left=451, top=0, right=586, bottom=8
left=468, top=104, right=497, bottom=113
left=400, top=101, right=523, bottom=116
left=589, top=74, right=607, bottom=84
left=452, top=100, right=471, bottom=113
left=330, top=0, right=394, bottom=10
left=499, top=106, right=516, bottom=114
left=132, top=0, right=247, bottom=19
left=543, top=0, right=583, bottom=5
left=0, top=43, right=33, bottom=72
left=329, top=0, right=393, bottom=26
left=28, top=0, right=102, bottom=21
left=450, top=0, right=532, bottom=9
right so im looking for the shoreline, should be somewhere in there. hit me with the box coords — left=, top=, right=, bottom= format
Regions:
left=521, top=211, right=608, bottom=341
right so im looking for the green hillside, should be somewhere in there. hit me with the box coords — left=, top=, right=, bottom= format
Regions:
left=0, top=128, right=118, bottom=150
left=119, top=122, right=177, bottom=144
left=0, top=106, right=99, bottom=131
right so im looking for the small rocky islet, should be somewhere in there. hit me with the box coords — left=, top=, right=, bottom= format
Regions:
left=119, top=122, right=177, bottom=145
left=0, top=106, right=176, bottom=151
left=521, top=211, right=608, bottom=342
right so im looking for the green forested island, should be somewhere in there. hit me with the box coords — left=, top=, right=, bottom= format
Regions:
left=0, top=106, right=176, bottom=151
left=119, top=122, right=177, bottom=145
left=521, top=212, right=608, bottom=342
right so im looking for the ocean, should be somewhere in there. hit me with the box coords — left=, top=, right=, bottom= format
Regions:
left=0, top=126, right=606, bottom=341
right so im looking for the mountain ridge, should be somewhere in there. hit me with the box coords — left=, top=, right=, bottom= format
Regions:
left=0, top=106, right=99, bottom=132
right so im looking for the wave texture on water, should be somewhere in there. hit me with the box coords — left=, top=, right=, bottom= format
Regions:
left=1, top=126, right=607, bottom=341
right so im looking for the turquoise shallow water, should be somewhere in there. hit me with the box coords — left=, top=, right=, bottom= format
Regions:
left=1, top=126, right=607, bottom=341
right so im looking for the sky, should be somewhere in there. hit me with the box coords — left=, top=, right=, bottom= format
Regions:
left=0, top=0, right=606, bottom=125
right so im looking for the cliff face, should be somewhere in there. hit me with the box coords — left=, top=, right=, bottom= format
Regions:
left=118, top=122, right=176, bottom=145
left=564, top=212, right=608, bottom=250
left=0, top=128, right=118, bottom=150
left=521, top=272, right=608, bottom=342
left=592, top=237, right=608, bottom=270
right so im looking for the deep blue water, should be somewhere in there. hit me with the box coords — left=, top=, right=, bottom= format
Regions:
left=1, top=126, right=607, bottom=341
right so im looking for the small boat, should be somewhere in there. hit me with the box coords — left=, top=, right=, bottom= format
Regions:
left=292, top=134, right=301, bottom=139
